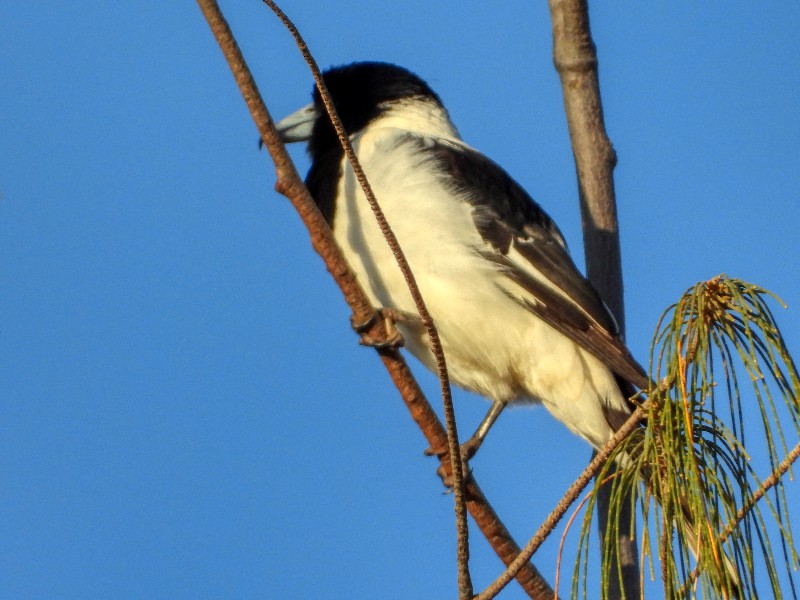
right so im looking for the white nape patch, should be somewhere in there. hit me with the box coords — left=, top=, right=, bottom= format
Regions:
left=373, top=97, right=460, bottom=141
left=331, top=97, right=629, bottom=451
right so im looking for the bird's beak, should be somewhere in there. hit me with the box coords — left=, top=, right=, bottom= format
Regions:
left=275, top=102, right=317, bottom=143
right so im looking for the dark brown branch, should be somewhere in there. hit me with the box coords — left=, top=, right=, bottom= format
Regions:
left=547, top=2, right=638, bottom=599
left=195, top=0, right=554, bottom=597
left=258, top=2, right=472, bottom=596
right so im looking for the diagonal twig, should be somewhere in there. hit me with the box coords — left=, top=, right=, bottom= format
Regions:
left=258, top=1, right=472, bottom=595
left=196, top=0, right=555, bottom=597
left=475, top=402, right=649, bottom=600
left=678, top=440, right=800, bottom=595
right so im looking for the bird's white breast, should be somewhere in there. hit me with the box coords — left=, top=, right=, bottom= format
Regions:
left=332, top=113, right=627, bottom=449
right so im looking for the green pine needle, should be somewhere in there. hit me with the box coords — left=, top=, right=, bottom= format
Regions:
left=575, top=275, right=800, bottom=599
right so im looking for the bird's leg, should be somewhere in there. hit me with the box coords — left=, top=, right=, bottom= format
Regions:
left=462, top=398, right=506, bottom=460
left=350, top=307, right=414, bottom=349
left=426, top=399, right=506, bottom=489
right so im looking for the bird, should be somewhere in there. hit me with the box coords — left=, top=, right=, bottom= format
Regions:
left=276, top=61, right=647, bottom=457
left=275, top=62, right=742, bottom=593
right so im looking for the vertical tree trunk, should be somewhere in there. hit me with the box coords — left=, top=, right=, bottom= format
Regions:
left=547, top=1, right=640, bottom=598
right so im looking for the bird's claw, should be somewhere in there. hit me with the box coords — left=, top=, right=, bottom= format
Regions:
left=350, top=308, right=405, bottom=349
left=436, top=457, right=474, bottom=491
left=425, top=440, right=480, bottom=490
left=424, top=435, right=482, bottom=461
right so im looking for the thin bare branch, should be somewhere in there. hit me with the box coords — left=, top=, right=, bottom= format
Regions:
left=258, top=2, right=471, bottom=595
left=196, top=0, right=554, bottom=597
left=678, top=440, right=800, bottom=595
left=475, top=403, right=649, bottom=600
left=725, top=441, right=800, bottom=541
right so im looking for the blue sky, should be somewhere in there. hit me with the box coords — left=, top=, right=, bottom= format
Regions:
left=2, top=3, right=798, bottom=599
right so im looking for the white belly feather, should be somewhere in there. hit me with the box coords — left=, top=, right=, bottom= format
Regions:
left=332, top=125, right=628, bottom=449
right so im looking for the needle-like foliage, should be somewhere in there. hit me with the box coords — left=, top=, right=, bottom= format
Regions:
left=574, top=275, right=800, bottom=599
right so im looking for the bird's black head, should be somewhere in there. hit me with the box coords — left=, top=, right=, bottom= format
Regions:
left=307, top=62, right=443, bottom=158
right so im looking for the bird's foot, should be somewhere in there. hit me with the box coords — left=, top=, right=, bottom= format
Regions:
left=424, top=433, right=483, bottom=461
left=424, top=438, right=481, bottom=490
left=350, top=308, right=407, bottom=349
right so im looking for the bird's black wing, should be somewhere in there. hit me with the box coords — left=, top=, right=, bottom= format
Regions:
left=427, top=139, right=648, bottom=390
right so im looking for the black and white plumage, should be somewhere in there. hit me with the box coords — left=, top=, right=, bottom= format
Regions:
left=277, top=62, right=647, bottom=452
